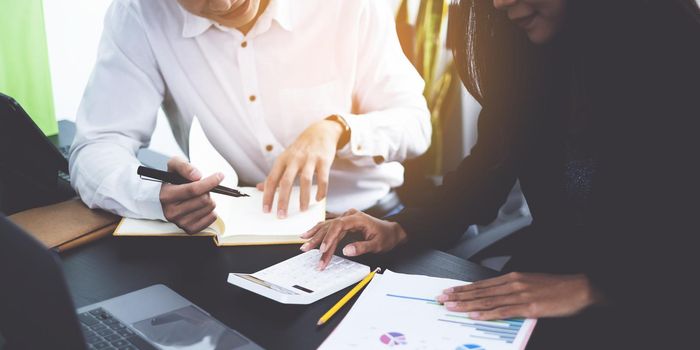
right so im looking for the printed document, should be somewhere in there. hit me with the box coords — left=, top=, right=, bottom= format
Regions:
left=319, top=270, right=536, bottom=350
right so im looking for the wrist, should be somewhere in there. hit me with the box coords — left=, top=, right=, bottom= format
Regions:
left=319, top=119, right=343, bottom=136
left=579, top=274, right=607, bottom=308
left=315, top=119, right=343, bottom=147
left=390, top=221, right=409, bottom=245
left=324, top=114, right=351, bottom=149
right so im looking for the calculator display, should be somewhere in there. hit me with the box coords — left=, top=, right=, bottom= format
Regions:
left=233, top=273, right=299, bottom=295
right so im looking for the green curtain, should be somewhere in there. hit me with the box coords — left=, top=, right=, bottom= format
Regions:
left=0, top=0, right=57, bottom=136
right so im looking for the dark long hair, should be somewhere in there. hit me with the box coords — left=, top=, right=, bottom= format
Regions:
left=448, top=0, right=700, bottom=111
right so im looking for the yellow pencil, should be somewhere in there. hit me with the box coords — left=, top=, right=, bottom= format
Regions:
left=317, top=267, right=381, bottom=326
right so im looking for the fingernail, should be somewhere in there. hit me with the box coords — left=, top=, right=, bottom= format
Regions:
left=342, top=245, right=356, bottom=256
left=300, top=243, right=309, bottom=251
left=444, top=287, right=454, bottom=293
left=263, top=204, right=270, bottom=213
left=316, top=261, right=325, bottom=271
left=445, top=302, right=456, bottom=308
left=278, top=209, right=286, bottom=219
left=436, top=295, right=447, bottom=303
left=468, top=312, right=481, bottom=319
left=319, top=242, right=327, bottom=253
left=190, top=168, right=202, bottom=179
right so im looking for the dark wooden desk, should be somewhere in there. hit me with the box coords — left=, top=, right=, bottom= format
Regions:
left=60, top=236, right=498, bottom=350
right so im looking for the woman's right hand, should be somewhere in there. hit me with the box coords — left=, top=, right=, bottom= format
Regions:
left=159, top=157, right=224, bottom=234
left=300, top=209, right=409, bottom=270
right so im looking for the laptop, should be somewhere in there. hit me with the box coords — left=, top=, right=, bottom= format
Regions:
left=0, top=93, right=169, bottom=215
left=0, top=214, right=264, bottom=350
left=0, top=93, right=74, bottom=214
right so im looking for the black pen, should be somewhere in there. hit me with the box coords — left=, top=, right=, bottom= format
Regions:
left=137, top=166, right=249, bottom=197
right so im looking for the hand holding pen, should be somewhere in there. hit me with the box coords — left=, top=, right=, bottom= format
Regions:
left=139, top=157, right=246, bottom=234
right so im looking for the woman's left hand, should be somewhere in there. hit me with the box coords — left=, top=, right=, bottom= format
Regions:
left=436, top=272, right=604, bottom=320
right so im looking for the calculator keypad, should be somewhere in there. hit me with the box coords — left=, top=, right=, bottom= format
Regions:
left=253, top=250, right=368, bottom=294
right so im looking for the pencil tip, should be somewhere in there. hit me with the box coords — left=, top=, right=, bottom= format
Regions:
left=317, top=321, right=324, bottom=326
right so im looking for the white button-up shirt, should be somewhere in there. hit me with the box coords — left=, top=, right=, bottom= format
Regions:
left=70, top=0, right=431, bottom=220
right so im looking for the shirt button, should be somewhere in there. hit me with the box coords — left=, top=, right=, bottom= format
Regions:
left=265, top=144, right=273, bottom=152
left=249, top=95, right=256, bottom=102
left=241, top=41, right=247, bottom=48
left=356, top=144, right=363, bottom=151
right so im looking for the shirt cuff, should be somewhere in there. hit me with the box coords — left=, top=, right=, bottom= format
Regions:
left=335, top=113, right=385, bottom=166
left=134, top=172, right=167, bottom=221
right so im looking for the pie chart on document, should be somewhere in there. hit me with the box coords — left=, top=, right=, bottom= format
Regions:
left=379, top=332, right=408, bottom=346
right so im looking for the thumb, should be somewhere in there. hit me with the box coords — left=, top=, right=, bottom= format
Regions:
left=342, top=240, right=378, bottom=257
left=202, top=172, right=225, bottom=188
left=168, top=157, right=201, bottom=181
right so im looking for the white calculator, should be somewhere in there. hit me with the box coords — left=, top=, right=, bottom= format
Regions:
left=227, top=249, right=370, bottom=304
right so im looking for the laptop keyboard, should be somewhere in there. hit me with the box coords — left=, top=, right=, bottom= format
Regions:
left=78, top=308, right=156, bottom=350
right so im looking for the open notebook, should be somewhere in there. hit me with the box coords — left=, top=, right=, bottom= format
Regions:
left=114, top=117, right=325, bottom=246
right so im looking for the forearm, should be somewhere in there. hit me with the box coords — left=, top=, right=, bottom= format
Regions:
left=387, top=148, right=518, bottom=248
left=70, top=138, right=164, bottom=220
left=69, top=1, right=166, bottom=220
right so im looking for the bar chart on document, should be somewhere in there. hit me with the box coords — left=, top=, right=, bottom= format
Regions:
left=319, top=270, right=536, bottom=350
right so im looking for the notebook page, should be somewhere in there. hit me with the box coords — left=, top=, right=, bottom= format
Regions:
left=215, top=186, right=325, bottom=238
left=114, top=216, right=222, bottom=236
left=189, top=115, right=325, bottom=238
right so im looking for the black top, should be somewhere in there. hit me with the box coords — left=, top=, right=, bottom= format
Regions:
left=390, top=3, right=700, bottom=348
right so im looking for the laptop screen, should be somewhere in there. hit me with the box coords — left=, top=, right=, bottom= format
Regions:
left=0, top=215, right=87, bottom=349
left=0, top=93, right=74, bottom=214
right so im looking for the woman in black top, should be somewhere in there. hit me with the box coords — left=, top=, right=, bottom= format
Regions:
left=303, top=0, right=699, bottom=347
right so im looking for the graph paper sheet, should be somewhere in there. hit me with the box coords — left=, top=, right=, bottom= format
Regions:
left=319, top=270, right=536, bottom=350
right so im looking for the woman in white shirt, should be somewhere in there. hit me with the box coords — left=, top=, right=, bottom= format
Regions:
left=70, top=0, right=431, bottom=233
